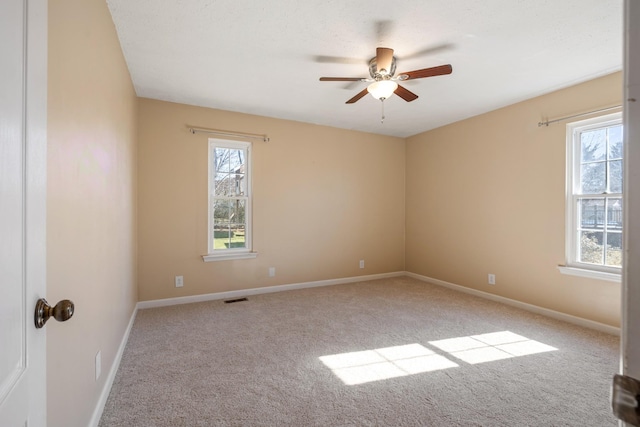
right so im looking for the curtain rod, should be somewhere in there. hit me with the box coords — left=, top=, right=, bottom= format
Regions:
left=538, top=105, right=622, bottom=127
left=188, top=126, right=270, bottom=142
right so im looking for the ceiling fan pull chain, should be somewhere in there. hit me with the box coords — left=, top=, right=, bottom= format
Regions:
left=381, top=99, right=385, bottom=123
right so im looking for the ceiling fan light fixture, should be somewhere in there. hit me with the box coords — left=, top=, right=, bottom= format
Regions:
left=367, top=80, right=398, bottom=100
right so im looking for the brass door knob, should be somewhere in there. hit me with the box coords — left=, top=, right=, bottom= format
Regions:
left=34, top=298, right=74, bottom=329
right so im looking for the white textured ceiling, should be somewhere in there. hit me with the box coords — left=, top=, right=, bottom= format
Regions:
left=106, top=0, right=622, bottom=138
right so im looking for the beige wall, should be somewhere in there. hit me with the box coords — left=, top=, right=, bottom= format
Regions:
left=137, top=99, right=406, bottom=301
left=406, top=72, right=622, bottom=327
left=47, top=0, right=138, bottom=426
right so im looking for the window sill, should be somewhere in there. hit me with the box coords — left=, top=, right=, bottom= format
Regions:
left=202, top=252, right=258, bottom=262
left=557, top=265, right=621, bottom=283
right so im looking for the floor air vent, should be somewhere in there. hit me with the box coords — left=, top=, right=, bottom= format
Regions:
left=224, top=297, right=248, bottom=304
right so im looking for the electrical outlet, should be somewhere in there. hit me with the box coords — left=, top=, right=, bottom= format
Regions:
left=175, top=275, right=184, bottom=287
left=488, top=274, right=496, bottom=285
left=95, top=351, right=101, bottom=381
left=268, top=267, right=276, bottom=277
left=359, top=260, right=365, bottom=269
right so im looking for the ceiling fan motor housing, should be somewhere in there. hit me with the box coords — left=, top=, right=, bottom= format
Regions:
left=369, top=56, right=397, bottom=80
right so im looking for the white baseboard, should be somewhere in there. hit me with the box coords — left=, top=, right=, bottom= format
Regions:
left=405, top=271, right=620, bottom=336
left=89, top=305, right=138, bottom=427
left=137, top=271, right=406, bottom=309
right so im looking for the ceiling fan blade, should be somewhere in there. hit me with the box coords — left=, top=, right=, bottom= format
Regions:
left=376, top=47, right=394, bottom=73
left=313, top=55, right=365, bottom=64
left=346, top=88, right=369, bottom=104
left=394, top=85, right=419, bottom=102
left=320, top=77, right=364, bottom=82
left=400, top=64, right=453, bottom=80
left=400, top=43, right=454, bottom=60
left=343, top=81, right=362, bottom=90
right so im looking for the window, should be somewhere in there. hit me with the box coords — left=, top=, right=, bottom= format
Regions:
left=203, top=139, right=256, bottom=262
left=563, top=113, right=622, bottom=280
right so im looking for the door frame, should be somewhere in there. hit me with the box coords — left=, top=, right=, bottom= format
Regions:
left=622, top=0, right=640, bottom=379
left=620, top=5, right=640, bottom=427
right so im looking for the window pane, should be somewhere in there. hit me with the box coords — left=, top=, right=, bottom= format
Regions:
left=579, top=231, right=604, bottom=264
left=608, top=125, right=623, bottom=160
left=579, top=199, right=605, bottom=230
left=606, top=232, right=622, bottom=267
left=228, top=199, right=246, bottom=225
left=213, top=198, right=232, bottom=250
left=233, top=171, right=246, bottom=196
left=228, top=149, right=245, bottom=172
left=609, top=160, right=623, bottom=193
left=215, top=148, right=231, bottom=173
left=580, top=162, right=606, bottom=194
left=213, top=199, right=231, bottom=223
left=212, top=199, right=246, bottom=250
left=227, top=224, right=246, bottom=249
left=581, top=129, right=606, bottom=162
left=214, top=172, right=233, bottom=196
left=213, top=227, right=231, bottom=249
left=607, top=198, right=623, bottom=231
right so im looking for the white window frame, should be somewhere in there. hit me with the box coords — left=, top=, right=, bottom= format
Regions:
left=559, top=112, right=622, bottom=282
left=202, top=139, right=257, bottom=262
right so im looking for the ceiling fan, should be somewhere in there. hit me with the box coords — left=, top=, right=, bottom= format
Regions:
left=319, top=47, right=453, bottom=104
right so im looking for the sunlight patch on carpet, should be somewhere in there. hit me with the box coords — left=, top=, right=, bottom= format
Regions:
left=429, top=331, right=558, bottom=365
left=319, top=343, right=459, bottom=385
left=321, top=332, right=558, bottom=385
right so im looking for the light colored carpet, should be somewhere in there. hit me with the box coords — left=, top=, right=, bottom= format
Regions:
left=99, top=276, right=619, bottom=426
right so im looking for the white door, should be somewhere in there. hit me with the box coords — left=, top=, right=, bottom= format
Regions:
left=0, top=0, right=48, bottom=425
